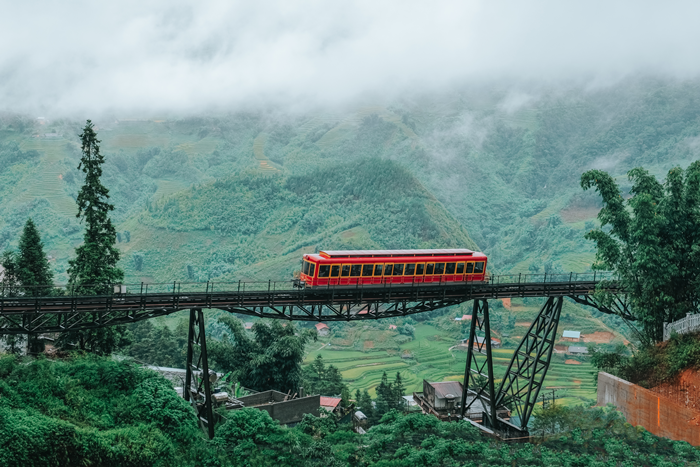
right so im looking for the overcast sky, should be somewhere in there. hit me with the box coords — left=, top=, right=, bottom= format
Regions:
left=1, top=0, right=699, bottom=116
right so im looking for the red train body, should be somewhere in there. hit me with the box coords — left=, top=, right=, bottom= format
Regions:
left=298, top=249, right=487, bottom=287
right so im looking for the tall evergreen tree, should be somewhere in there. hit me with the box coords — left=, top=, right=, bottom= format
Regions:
left=16, top=218, right=54, bottom=353
left=16, top=218, right=54, bottom=297
left=57, top=120, right=126, bottom=355
left=0, top=251, right=24, bottom=354
left=67, top=120, right=123, bottom=291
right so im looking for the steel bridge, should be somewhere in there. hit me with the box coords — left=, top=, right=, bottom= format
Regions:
left=0, top=272, right=629, bottom=439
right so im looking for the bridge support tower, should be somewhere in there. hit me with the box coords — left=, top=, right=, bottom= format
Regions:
left=184, top=308, right=215, bottom=439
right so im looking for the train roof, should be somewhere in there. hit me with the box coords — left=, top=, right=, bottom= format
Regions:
left=316, top=249, right=483, bottom=259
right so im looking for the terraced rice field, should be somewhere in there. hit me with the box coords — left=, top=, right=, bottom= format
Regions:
left=305, top=323, right=597, bottom=406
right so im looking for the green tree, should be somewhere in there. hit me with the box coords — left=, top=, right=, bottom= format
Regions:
left=16, top=218, right=54, bottom=297
left=209, top=317, right=316, bottom=393
left=0, top=252, right=24, bottom=353
left=581, top=163, right=700, bottom=343
left=57, top=120, right=126, bottom=354
left=303, top=355, right=347, bottom=396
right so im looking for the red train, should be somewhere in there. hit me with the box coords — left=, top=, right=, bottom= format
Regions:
left=298, top=249, right=487, bottom=287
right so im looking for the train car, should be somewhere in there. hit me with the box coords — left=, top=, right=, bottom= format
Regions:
left=298, top=249, right=487, bottom=287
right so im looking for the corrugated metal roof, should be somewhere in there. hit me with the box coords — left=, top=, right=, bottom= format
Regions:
left=568, top=346, right=588, bottom=353
left=320, top=397, right=342, bottom=408
left=318, top=249, right=478, bottom=258
left=429, top=381, right=463, bottom=399
left=562, top=330, right=581, bottom=338
left=315, top=323, right=329, bottom=330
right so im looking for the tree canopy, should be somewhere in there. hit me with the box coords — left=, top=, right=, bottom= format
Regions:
left=209, top=317, right=316, bottom=393
left=581, top=162, right=700, bottom=343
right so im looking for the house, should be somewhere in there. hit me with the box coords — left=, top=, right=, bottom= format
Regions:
left=462, top=315, right=472, bottom=321
left=461, top=336, right=501, bottom=348
left=389, top=324, right=397, bottom=330
left=232, top=390, right=320, bottom=425
left=244, top=322, right=254, bottom=330
left=412, top=380, right=510, bottom=422
left=320, top=396, right=343, bottom=415
left=315, top=323, right=330, bottom=336
left=568, top=346, right=589, bottom=355
left=562, top=330, right=581, bottom=342
left=353, top=411, right=368, bottom=433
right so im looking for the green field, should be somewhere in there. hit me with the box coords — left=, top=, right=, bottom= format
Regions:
left=305, top=323, right=597, bottom=407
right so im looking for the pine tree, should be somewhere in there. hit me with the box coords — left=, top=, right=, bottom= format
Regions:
left=392, top=372, right=406, bottom=411
left=16, top=219, right=54, bottom=353
left=57, top=120, right=126, bottom=355
left=17, top=218, right=54, bottom=297
left=67, top=120, right=123, bottom=292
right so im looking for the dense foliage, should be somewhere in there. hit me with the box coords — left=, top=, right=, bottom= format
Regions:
left=581, top=164, right=700, bottom=342
left=590, top=330, right=700, bottom=388
left=0, top=355, right=205, bottom=466
left=209, top=316, right=316, bottom=393
left=303, top=354, right=347, bottom=397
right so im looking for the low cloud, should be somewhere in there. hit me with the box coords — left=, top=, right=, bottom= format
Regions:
left=1, top=1, right=699, bottom=116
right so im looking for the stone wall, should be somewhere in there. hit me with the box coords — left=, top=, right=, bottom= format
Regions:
left=597, top=371, right=700, bottom=445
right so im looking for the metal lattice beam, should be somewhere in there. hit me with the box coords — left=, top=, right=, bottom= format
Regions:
left=460, top=299, right=497, bottom=427
left=184, top=309, right=215, bottom=439
left=495, top=296, right=563, bottom=430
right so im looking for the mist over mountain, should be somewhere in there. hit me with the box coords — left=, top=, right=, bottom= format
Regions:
left=2, top=1, right=700, bottom=115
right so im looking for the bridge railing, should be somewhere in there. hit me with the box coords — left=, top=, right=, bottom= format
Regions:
left=0, top=272, right=616, bottom=299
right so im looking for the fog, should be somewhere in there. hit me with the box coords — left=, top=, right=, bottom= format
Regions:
left=1, top=0, right=699, bottom=116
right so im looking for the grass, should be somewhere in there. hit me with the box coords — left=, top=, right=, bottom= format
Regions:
left=305, top=323, right=599, bottom=405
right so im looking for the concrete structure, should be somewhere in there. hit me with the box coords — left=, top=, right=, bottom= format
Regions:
left=562, top=330, right=581, bottom=342
left=567, top=345, right=588, bottom=355
left=597, top=372, right=700, bottom=445
left=413, top=380, right=509, bottom=422
left=315, top=323, right=329, bottom=336
left=234, top=390, right=320, bottom=425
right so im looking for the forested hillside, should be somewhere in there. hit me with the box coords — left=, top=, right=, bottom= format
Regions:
left=2, top=77, right=698, bottom=287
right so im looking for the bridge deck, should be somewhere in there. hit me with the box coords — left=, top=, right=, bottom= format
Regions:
left=0, top=276, right=625, bottom=333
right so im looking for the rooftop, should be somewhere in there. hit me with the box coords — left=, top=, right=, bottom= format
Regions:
left=320, top=397, right=342, bottom=409
left=317, top=249, right=478, bottom=258
left=563, top=330, right=581, bottom=339
left=568, top=346, right=589, bottom=353
left=315, top=323, right=329, bottom=330
left=429, top=381, right=463, bottom=399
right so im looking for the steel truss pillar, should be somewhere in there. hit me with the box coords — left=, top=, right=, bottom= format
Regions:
left=460, top=299, right=497, bottom=427
left=184, top=308, right=215, bottom=439
left=495, top=296, right=563, bottom=431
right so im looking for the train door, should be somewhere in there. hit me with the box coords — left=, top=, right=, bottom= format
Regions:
left=372, top=264, right=384, bottom=285
left=434, top=263, right=446, bottom=283
left=474, top=261, right=485, bottom=281
left=424, top=263, right=435, bottom=283
left=339, top=264, right=351, bottom=285
left=414, top=263, right=425, bottom=283
left=329, top=264, right=340, bottom=286
left=361, top=264, right=374, bottom=286
left=403, top=263, right=416, bottom=285
left=456, top=262, right=466, bottom=282
left=465, top=262, right=474, bottom=281
left=349, top=264, right=362, bottom=285
left=317, top=264, right=330, bottom=286
left=383, top=263, right=394, bottom=284
left=444, top=262, right=457, bottom=282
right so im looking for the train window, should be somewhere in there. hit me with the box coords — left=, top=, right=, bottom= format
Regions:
left=393, top=264, right=404, bottom=276
left=309, top=263, right=316, bottom=277
left=426, top=263, right=435, bottom=275
left=416, top=263, right=425, bottom=275
left=456, top=262, right=465, bottom=274
left=466, top=262, right=474, bottom=273
left=351, top=264, right=362, bottom=276
left=474, top=262, right=485, bottom=273
left=331, top=265, right=340, bottom=277
left=319, top=265, right=330, bottom=277
left=405, top=263, right=416, bottom=275
left=435, top=263, right=445, bottom=275
left=446, top=263, right=456, bottom=274
left=374, top=264, right=384, bottom=276
left=341, top=265, right=351, bottom=277
left=384, top=264, right=394, bottom=276
left=362, top=264, right=374, bottom=276
left=303, top=261, right=310, bottom=275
